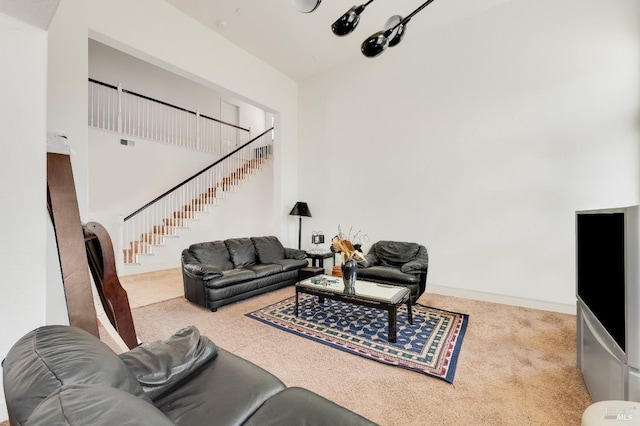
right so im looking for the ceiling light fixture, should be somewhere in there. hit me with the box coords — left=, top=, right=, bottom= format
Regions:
left=331, top=1, right=375, bottom=37
left=293, top=0, right=437, bottom=58
left=291, top=0, right=322, bottom=13
left=361, top=0, right=436, bottom=58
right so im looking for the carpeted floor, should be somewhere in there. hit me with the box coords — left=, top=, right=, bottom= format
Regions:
left=129, top=287, right=592, bottom=426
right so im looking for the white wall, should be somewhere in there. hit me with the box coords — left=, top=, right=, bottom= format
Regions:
left=298, top=0, right=640, bottom=307
left=0, top=12, right=49, bottom=421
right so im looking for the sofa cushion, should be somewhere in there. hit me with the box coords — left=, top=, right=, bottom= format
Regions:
left=3, top=326, right=149, bottom=426
left=274, top=258, right=310, bottom=272
left=244, top=387, right=376, bottom=426
left=119, top=326, right=218, bottom=401
left=225, top=238, right=258, bottom=268
left=25, top=385, right=173, bottom=426
left=154, top=348, right=286, bottom=425
left=374, top=241, right=421, bottom=267
left=246, top=263, right=283, bottom=278
left=284, top=247, right=308, bottom=260
left=189, top=241, right=233, bottom=270
left=251, top=236, right=286, bottom=263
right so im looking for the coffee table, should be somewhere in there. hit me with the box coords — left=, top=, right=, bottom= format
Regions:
left=295, top=275, right=413, bottom=343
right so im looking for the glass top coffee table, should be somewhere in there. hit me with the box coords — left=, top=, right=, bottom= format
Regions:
left=295, top=274, right=413, bottom=343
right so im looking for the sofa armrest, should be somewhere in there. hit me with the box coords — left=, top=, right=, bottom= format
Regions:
left=182, top=263, right=223, bottom=281
left=400, top=260, right=426, bottom=274
left=284, top=247, right=307, bottom=260
left=119, top=326, right=218, bottom=401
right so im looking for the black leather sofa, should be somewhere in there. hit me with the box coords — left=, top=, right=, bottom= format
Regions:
left=2, top=325, right=376, bottom=426
left=357, top=240, right=429, bottom=304
left=182, top=236, right=308, bottom=311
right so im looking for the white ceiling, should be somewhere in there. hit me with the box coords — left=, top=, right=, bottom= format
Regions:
left=163, top=0, right=514, bottom=82
left=0, top=0, right=60, bottom=30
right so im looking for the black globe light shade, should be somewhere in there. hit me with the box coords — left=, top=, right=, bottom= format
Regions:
left=361, top=0, right=436, bottom=58
left=361, top=29, right=392, bottom=58
left=385, top=15, right=406, bottom=47
left=361, top=16, right=411, bottom=58
left=331, top=1, right=374, bottom=37
left=292, top=0, right=321, bottom=13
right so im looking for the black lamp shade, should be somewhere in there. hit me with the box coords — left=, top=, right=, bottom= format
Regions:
left=360, top=0, right=434, bottom=58
left=290, top=202, right=311, bottom=249
left=292, top=0, right=321, bottom=13
left=384, top=15, right=407, bottom=47
left=361, top=30, right=391, bottom=58
left=331, top=5, right=364, bottom=36
left=289, top=202, right=312, bottom=217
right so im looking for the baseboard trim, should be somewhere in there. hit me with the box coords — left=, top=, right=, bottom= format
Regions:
left=121, top=260, right=178, bottom=276
left=427, top=284, right=576, bottom=315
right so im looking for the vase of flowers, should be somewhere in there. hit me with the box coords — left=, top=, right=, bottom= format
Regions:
left=332, top=226, right=367, bottom=291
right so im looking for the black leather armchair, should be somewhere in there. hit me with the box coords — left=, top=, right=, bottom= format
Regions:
left=356, top=240, right=428, bottom=304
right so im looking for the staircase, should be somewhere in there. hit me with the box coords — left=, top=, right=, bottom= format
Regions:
left=121, top=133, right=273, bottom=266
left=86, top=78, right=274, bottom=269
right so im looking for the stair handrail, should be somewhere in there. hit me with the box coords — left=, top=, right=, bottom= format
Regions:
left=88, top=78, right=250, bottom=132
left=123, top=127, right=274, bottom=223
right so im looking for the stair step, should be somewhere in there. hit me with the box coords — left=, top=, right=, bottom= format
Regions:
left=184, top=203, right=205, bottom=211
left=173, top=211, right=197, bottom=219
left=141, top=233, right=164, bottom=244
left=164, top=218, right=188, bottom=227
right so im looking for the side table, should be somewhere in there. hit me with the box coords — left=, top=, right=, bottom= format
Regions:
left=305, top=251, right=335, bottom=268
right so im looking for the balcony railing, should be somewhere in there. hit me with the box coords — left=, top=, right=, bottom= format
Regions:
left=88, top=78, right=249, bottom=154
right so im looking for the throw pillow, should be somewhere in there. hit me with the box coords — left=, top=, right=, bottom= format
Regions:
left=375, top=241, right=421, bottom=267
left=251, top=236, right=286, bottom=263
left=225, top=238, right=258, bottom=268
left=189, top=241, right=234, bottom=270
left=119, top=326, right=218, bottom=401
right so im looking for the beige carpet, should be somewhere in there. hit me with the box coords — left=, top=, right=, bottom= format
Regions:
left=129, top=288, right=592, bottom=426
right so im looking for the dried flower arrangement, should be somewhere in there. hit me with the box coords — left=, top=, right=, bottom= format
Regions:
left=331, top=226, right=367, bottom=263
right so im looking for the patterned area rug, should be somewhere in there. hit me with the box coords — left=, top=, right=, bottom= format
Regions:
left=246, top=294, right=469, bottom=383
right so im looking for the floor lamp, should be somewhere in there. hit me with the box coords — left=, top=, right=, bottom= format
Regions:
left=289, top=202, right=312, bottom=249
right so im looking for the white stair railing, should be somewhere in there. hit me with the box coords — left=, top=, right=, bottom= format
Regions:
left=120, top=131, right=274, bottom=266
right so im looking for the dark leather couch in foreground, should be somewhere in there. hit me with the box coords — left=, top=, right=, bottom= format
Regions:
left=2, top=325, right=376, bottom=426
left=357, top=240, right=429, bottom=304
left=182, top=236, right=308, bottom=311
